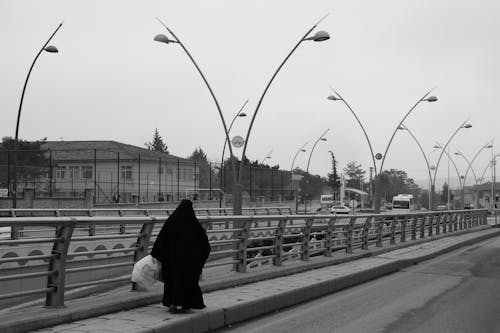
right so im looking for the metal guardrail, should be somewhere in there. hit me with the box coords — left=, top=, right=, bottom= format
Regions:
left=0, top=209, right=488, bottom=307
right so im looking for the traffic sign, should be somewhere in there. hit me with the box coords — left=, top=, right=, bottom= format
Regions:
left=231, top=135, right=244, bottom=148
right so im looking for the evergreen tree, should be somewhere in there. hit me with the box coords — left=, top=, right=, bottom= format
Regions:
left=327, top=151, right=340, bottom=190
left=145, top=128, right=169, bottom=153
left=343, top=161, right=366, bottom=189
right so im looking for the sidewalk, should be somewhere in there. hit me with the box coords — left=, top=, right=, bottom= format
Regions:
left=2, top=225, right=500, bottom=333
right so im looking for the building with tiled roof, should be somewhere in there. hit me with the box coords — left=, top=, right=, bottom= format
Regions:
left=38, top=140, right=198, bottom=204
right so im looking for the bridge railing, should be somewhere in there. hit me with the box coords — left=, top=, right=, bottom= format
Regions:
left=0, top=209, right=488, bottom=308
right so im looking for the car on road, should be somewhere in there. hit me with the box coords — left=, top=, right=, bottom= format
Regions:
left=330, top=205, right=351, bottom=214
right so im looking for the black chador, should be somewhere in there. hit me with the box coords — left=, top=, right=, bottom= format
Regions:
left=151, top=200, right=211, bottom=312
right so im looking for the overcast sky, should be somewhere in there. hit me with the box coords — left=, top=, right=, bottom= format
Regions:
left=1, top=0, right=499, bottom=189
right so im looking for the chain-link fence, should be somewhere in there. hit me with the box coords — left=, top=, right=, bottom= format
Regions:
left=0, top=149, right=296, bottom=205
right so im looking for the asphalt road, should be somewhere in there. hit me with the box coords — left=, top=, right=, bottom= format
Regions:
left=218, top=235, right=500, bottom=333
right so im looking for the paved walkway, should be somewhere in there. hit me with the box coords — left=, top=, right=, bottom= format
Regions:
left=2, top=224, right=500, bottom=333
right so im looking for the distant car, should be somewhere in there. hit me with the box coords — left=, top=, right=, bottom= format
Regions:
left=330, top=205, right=351, bottom=214
left=436, top=205, right=447, bottom=211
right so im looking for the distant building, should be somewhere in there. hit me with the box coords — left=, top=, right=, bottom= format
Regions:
left=25, top=140, right=198, bottom=204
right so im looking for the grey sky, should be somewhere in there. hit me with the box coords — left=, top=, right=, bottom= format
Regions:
left=1, top=0, right=499, bottom=189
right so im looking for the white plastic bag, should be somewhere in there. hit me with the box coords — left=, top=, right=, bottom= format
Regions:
left=131, top=255, right=162, bottom=289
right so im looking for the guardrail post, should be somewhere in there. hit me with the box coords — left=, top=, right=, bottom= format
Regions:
left=132, top=217, right=156, bottom=291
left=435, top=214, right=442, bottom=235
left=345, top=217, right=356, bottom=253
left=301, top=217, right=314, bottom=260
left=419, top=216, right=426, bottom=239
left=273, top=217, right=287, bottom=266
left=411, top=216, right=418, bottom=240
left=45, top=219, right=76, bottom=307
left=324, top=216, right=337, bottom=256
left=389, top=217, right=396, bottom=245
left=442, top=213, right=448, bottom=234
left=466, top=211, right=471, bottom=229
left=376, top=216, right=384, bottom=247
left=401, top=216, right=407, bottom=243
left=235, top=218, right=251, bottom=273
left=458, top=212, right=464, bottom=230
left=428, top=215, right=434, bottom=237
left=452, top=212, right=458, bottom=231
left=361, top=216, right=372, bottom=250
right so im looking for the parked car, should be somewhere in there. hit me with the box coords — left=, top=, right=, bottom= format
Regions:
left=330, top=205, right=351, bottom=214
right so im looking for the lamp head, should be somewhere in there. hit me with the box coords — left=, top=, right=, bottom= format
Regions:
left=304, top=30, right=330, bottom=42
left=327, top=95, right=340, bottom=101
left=424, top=96, right=438, bottom=102
left=462, top=123, right=472, bottom=129
left=430, top=165, right=436, bottom=170
left=485, top=144, right=493, bottom=148
left=238, top=112, right=247, bottom=117
left=397, top=125, right=406, bottom=130
left=154, top=34, right=173, bottom=44
left=454, top=152, right=461, bottom=155
left=44, top=45, right=59, bottom=53
left=433, top=144, right=441, bottom=149
left=301, top=149, right=307, bottom=152
left=320, top=138, right=327, bottom=141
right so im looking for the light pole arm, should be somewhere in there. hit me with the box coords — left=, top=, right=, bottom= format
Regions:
left=238, top=17, right=327, bottom=184
left=462, top=143, right=491, bottom=185
left=306, top=128, right=330, bottom=174
left=402, top=126, right=432, bottom=185
left=331, top=88, right=377, bottom=175
left=15, top=22, right=63, bottom=141
left=379, top=88, right=434, bottom=173
left=436, top=144, right=463, bottom=188
left=156, top=19, right=235, bottom=176
left=432, top=120, right=469, bottom=185
left=456, top=152, right=478, bottom=185
left=291, top=142, right=308, bottom=172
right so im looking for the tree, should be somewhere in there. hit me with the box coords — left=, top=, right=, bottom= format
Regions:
left=188, top=147, right=212, bottom=196
left=145, top=128, right=169, bottom=153
left=377, top=168, right=422, bottom=204
left=0, top=136, right=50, bottom=189
left=440, top=182, right=453, bottom=204
left=343, top=161, right=366, bottom=189
left=327, top=151, right=340, bottom=190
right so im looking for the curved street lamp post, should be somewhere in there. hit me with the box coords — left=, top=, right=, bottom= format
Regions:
left=156, top=17, right=329, bottom=215
left=290, top=142, right=308, bottom=213
left=12, top=22, right=63, bottom=208
left=432, top=143, right=464, bottom=209
left=428, top=121, right=472, bottom=210
left=236, top=16, right=330, bottom=214
left=304, top=129, right=329, bottom=213
left=328, top=89, right=437, bottom=212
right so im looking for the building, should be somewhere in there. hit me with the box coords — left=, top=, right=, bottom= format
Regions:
left=27, top=141, right=198, bottom=204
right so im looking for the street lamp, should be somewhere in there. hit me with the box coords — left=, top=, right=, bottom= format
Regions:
left=429, top=121, right=472, bottom=210
left=12, top=22, right=63, bottom=208
left=155, top=18, right=240, bottom=213
left=304, top=129, right=329, bottom=213
left=155, top=16, right=329, bottom=215
left=433, top=143, right=463, bottom=209
left=454, top=142, right=493, bottom=208
left=398, top=125, right=433, bottom=209
left=237, top=15, right=330, bottom=215
left=261, top=150, right=273, bottom=165
left=329, top=88, right=437, bottom=212
left=290, top=142, right=308, bottom=213
left=219, top=101, right=248, bottom=207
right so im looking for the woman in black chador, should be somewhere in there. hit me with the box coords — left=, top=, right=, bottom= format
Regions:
left=151, top=199, right=211, bottom=313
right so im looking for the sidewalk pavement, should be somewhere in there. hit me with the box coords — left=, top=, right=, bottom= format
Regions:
left=2, top=224, right=500, bottom=333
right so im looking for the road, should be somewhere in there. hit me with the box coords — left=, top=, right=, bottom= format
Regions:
left=217, top=235, right=500, bottom=333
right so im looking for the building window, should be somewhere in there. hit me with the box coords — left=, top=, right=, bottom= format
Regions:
left=69, top=166, right=80, bottom=180
left=81, top=166, right=93, bottom=179
left=121, top=165, right=133, bottom=181
left=55, top=166, right=66, bottom=179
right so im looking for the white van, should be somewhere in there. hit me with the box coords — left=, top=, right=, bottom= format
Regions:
left=320, top=194, right=335, bottom=208
left=391, top=194, right=415, bottom=213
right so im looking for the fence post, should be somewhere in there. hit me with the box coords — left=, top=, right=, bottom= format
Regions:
left=132, top=217, right=156, bottom=291
left=376, top=216, right=384, bottom=247
left=435, top=214, right=441, bottom=235
left=324, top=216, right=336, bottom=256
left=362, top=216, right=372, bottom=250
left=45, top=218, right=76, bottom=307
left=301, top=217, right=314, bottom=260
left=273, top=217, right=287, bottom=266
left=452, top=212, right=458, bottom=231
left=400, top=216, right=407, bottom=243
left=346, top=216, right=356, bottom=253
left=235, top=217, right=251, bottom=273
left=389, top=217, right=396, bottom=245
left=428, top=215, right=434, bottom=237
